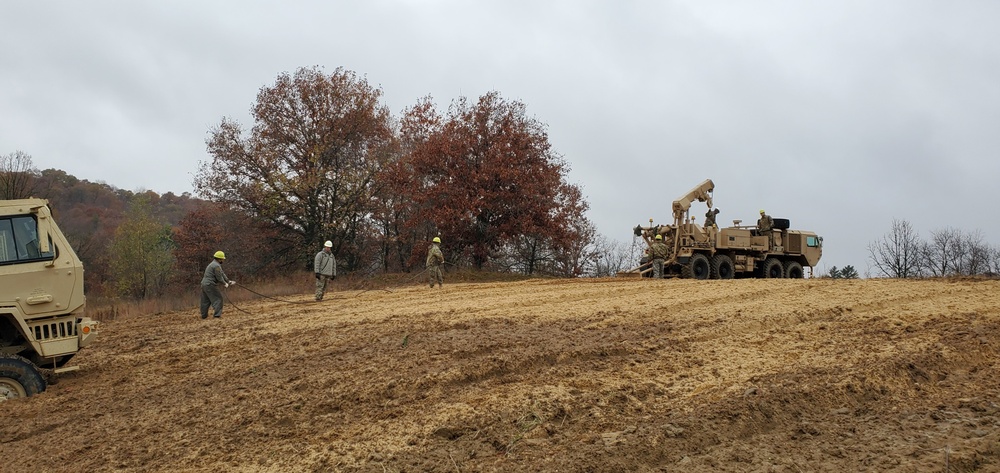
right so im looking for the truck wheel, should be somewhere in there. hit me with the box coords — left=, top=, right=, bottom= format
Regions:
left=784, top=261, right=804, bottom=279
left=711, top=254, right=734, bottom=279
left=682, top=254, right=711, bottom=279
left=761, top=258, right=785, bottom=279
left=0, top=353, right=46, bottom=400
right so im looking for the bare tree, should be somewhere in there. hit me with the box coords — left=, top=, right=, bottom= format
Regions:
left=951, top=229, right=991, bottom=276
left=584, top=235, right=644, bottom=277
left=0, top=150, right=39, bottom=199
left=921, top=227, right=959, bottom=277
left=868, top=218, right=923, bottom=278
left=989, top=246, right=1000, bottom=277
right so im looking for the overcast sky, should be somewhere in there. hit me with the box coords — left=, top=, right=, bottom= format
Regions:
left=3, top=1, right=999, bottom=274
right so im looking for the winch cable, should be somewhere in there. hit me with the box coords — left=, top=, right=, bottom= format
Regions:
left=354, top=260, right=459, bottom=298
left=230, top=281, right=339, bottom=304
left=343, top=266, right=396, bottom=296
left=229, top=276, right=382, bottom=305
left=353, top=268, right=428, bottom=298
left=225, top=263, right=451, bottom=304
left=220, top=285, right=252, bottom=315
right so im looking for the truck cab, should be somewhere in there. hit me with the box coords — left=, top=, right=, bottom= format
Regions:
left=0, top=199, right=97, bottom=400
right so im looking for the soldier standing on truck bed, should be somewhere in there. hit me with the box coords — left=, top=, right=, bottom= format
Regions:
left=705, top=208, right=720, bottom=228
left=649, top=234, right=669, bottom=279
left=757, top=209, right=774, bottom=247
left=200, top=251, right=234, bottom=319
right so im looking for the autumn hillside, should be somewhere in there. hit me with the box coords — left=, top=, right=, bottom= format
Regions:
left=2, top=277, right=999, bottom=472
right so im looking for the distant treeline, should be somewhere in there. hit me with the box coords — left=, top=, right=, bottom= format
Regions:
left=869, top=218, right=1000, bottom=278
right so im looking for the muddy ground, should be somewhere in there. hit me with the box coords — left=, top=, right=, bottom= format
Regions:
left=2, top=277, right=999, bottom=472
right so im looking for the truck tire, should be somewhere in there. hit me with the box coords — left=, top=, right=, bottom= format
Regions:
left=682, top=253, right=711, bottom=279
left=0, top=353, right=46, bottom=400
left=711, top=254, right=735, bottom=279
left=784, top=261, right=804, bottom=279
left=761, top=258, right=784, bottom=279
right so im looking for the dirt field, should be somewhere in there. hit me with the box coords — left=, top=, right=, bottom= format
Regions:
left=2, top=277, right=999, bottom=472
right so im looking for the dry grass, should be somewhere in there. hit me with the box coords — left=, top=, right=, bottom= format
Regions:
left=87, top=273, right=314, bottom=321
left=4, top=277, right=1000, bottom=472
left=85, top=268, right=538, bottom=321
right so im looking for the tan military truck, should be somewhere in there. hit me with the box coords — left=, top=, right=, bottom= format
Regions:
left=624, top=179, right=823, bottom=279
left=1, top=199, right=98, bottom=399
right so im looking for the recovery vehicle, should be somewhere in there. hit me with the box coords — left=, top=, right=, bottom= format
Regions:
left=623, top=179, right=823, bottom=279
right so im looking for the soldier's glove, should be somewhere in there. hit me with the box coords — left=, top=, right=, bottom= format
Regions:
left=229, top=281, right=236, bottom=286
left=315, top=273, right=320, bottom=279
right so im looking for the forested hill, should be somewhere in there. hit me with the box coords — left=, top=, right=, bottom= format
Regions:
left=36, top=168, right=201, bottom=226
left=17, top=167, right=210, bottom=297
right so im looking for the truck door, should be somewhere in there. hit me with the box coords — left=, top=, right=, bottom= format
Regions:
left=0, top=214, right=64, bottom=316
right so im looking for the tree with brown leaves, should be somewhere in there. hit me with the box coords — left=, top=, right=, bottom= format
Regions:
left=197, top=66, right=395, bottom=270
left=385, top=92, right=591, bottom=271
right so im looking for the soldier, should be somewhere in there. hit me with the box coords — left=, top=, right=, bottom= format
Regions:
left=705, top=208, right=720, bottom=228
left=200, top=251, right=234, bottom=319
left=314, top=240, right=336, bottom=301
left=426, top=236, right=445, bottom=288
left=649, top=234, right=669, bottom=279
left=757, top=209, right=774, bottom=246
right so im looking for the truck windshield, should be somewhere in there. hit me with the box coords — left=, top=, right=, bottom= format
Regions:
left=0, top=216, right=56, bottom=264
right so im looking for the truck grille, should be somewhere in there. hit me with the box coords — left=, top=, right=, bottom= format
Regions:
left=30, top=319, right=77, bottom=341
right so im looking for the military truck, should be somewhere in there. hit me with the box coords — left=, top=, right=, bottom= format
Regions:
left=623, top=179, right=823, bottom=279
left=1, top=199, right=98, bottom=400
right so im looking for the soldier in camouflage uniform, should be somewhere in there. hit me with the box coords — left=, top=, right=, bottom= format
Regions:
left=426, top=236, right=444, bottom=288
left=757, top=209, right=774, bottom=247
left=200, top=251, right=234, bottom=319
left=705, top=208, right=720, bottom=228
left=649, top=234, right=669, bottom=279
left=314, top=240, right=337, bottom=301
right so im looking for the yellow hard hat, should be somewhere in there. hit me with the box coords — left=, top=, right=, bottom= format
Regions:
left=433, top=237, right=441, bottom=243
left=655, top=234, right=662, bottom=240
left=759, top=209, right=765, bottom=214
left=214, top=251, right=226, bottom=260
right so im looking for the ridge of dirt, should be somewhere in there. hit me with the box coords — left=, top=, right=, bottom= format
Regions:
left=2, top=278, right=999, bottom=472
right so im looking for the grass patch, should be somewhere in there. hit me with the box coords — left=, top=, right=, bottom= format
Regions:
left=87, top=269, right=545, bottom=321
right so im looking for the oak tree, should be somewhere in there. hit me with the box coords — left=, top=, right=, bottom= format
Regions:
left=171, top=201, right=284, bottom=285
left=197, top=66, right=395, bottom=270
left=387, top=92, right=591, bottom=270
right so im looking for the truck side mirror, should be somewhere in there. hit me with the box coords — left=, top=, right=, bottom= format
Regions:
left=31, top=203, right=53, bottom=256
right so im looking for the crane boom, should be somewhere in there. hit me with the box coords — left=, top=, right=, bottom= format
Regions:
left=671, top=179, right=714, bottom=225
